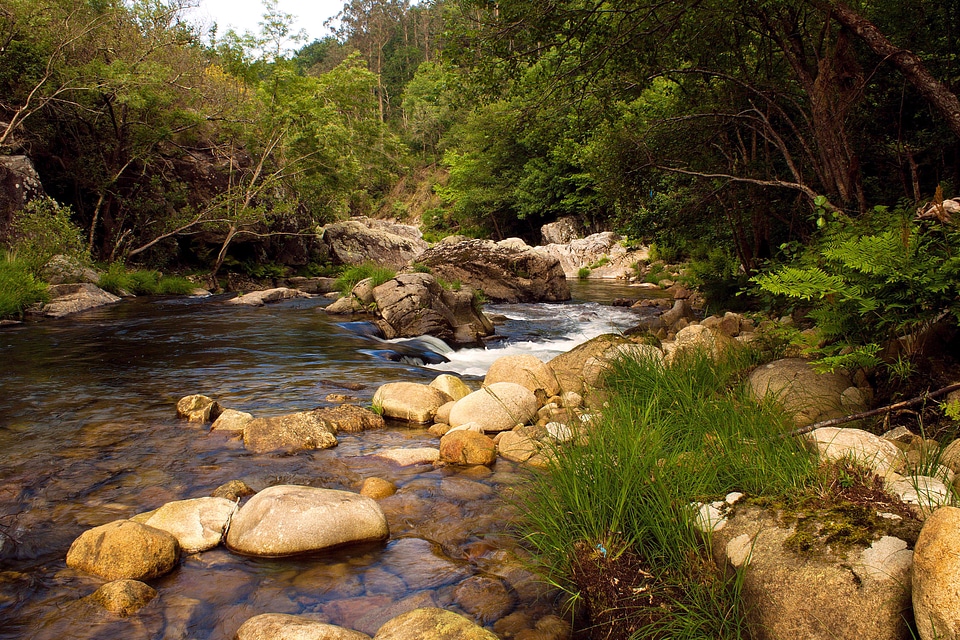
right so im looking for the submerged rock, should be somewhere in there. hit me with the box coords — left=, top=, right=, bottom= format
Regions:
left=226, top=485, right=389, bottom=557
left=373, top=607, right=498, bottom=640
left=66, top=520, right=180, bottom=581
left=236, top=613, right=372, bottom=640
left=84, top=579, right=157, bottom=617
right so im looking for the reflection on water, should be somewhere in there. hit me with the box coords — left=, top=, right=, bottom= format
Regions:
left=0, top=282, right=652, bottom=639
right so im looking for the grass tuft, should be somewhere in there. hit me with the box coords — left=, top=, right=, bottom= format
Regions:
left=518, top=346, right=819, bottom=638
left=0, top=254, right=48, bottom=319
left=335, top=263, right=396, bottom=296
left=98, top=263, right=195, bottom=296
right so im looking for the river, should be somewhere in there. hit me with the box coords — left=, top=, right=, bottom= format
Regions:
left=0, top=280, right=661, bottom=639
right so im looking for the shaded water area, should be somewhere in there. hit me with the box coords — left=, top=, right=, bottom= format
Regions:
left=0, top=279, right=660, bottom=639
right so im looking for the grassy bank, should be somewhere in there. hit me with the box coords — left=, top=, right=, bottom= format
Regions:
left=519, top=347, right=821, bottom=638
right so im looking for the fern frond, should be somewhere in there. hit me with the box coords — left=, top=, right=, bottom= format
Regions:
left=752, top=267, right=844, bottom=301
left=821, top=231, right=909, bottom=275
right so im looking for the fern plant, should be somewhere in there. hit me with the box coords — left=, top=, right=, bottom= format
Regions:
left=753, top=206, right=960, bottom=372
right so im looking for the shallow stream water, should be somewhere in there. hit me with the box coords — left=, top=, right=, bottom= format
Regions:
left=0, top=280, right=661, bottom=639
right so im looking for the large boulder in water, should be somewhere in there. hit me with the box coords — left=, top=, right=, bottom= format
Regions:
left=30, top=283, right=121, bottom=318
left=84, top=579, right=157, bottom=617
left=243, top=411, right=339, bottom=453
left=415, top=238, right=569, bottom=303
left=484, top=354, right=560, bottom=397
left=372, top=273, right=494, bottom=345
left=226, top=287, right=311, bottom=306
left=225, top=485, right=389, bottom=556
left=448, top=382, right=538, bottom=432
left=321, top=218, right=428, bottom=271
left=131, top=496, right=237, bottom=553
left=373, top=382, right=451, bottom=424
left=66, top=520, right=180, bottom=580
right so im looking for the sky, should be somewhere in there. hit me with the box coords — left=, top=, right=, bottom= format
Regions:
left=187, top=0, right=346, bottom=43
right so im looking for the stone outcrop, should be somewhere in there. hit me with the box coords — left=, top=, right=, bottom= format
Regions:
left=236, top=613, right=372, bottom=640
left=177, top=395, right=222, bottom=423
left=30, top=283, right=121, bottom=318
left=131, top=496, right=237, bottom=553
left=913, top=506, right=960, bottom=640
left=448, top=382, right=539, bottom=432
left=373, top=382, right=451, bottom=424
left=372, top=607, right=498, bottom=640
left=0, top=156, right=44, bottom=230
left=321, top=218, right=428, bottom=271
left=40, top=255, right=100, bottom=286
left=415, top=238, right=570, bottom=303
left=226, top=287, right=312, bottom=306
left=747, top=358, right=868, bottom=428
left=372, top=273, right=494, bottom=345
left=243, top=411, right=339, bottom=453
left=66, top=520, right=180, bottom=581
left=535, top=231, right=649, bottom=279
left=226, top=485, right=388, bottom=556
left=540, top=217, right=582, bottom=245
left=712, top=506, right=913, bottom=640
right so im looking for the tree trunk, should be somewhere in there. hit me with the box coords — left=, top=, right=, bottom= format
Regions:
left=824, top=0, right=960, bottom=140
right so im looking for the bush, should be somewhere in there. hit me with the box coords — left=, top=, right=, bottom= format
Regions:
left=577, top=266, right=591, bottom=279
left=519, top=346, right=817, bottom=637
left=97, top=263, right=195, bottom=296
left=6, top=197, right=87, bottom=274
left=335, top=263, right=396, bottom=295
left=0, top=254, right=48, bottom=318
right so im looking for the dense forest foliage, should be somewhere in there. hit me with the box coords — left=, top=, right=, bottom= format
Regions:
left=2, top=0, right=960, bottom=280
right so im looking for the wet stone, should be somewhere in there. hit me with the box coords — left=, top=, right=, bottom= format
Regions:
left=453, top=575, right=515, bottom=623
left=380, top=538, right=471, bottom=591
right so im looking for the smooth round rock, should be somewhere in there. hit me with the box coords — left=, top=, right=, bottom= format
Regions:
left=429, top=375, right=472, bottom=402
left=211, top=409, right=255, bottom=433
left=453, top=576, right=514, bottom=623
left=440, top=431, right=497, bottom=466
left=66, top=520, right=180, bottom=581
left=914, top=506, right=960, bottom=640
left=85, top=579, right=157, bottom=616
left=808, top=427, right=904, bottom=478
left=226, top=485, right=389, bottom=557
left=372, top=447, right=440, bottom=467
left=448, top=382, right=538, bottom=432
left=373, top=383, right=451, bottom=424
left=135, top=496, right=237, bottom=553
left=483, top=355, right=560, bottom=397
left=361, top=478, right=397, bottom=499
left=373, top=607, right=498, bottom=640
left=237, top=613, right=372, bottom=640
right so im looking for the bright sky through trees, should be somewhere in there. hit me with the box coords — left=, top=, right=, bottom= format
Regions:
left=189, top=0, right=345, bottom=40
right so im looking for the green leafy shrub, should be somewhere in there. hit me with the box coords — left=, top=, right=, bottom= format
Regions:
left=752, top=206, right=960, bottom=372
left=6, top=197, right=87, bottom=274
left=335, top=263, right=396, bottom=295
left=0, top=254, right=48, bottom=318
left=577, top=266, right=591, bottom=279
left=688, top=247, right=752, bottom=312
left=98, top=263, right=195, bottom=295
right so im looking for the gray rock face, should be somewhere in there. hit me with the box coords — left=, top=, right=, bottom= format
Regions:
left=243, top=411, right=339, bottom=453
left=321, top=219, right=428, bottom=271
left=449, top=382, right=539, bottom=432
left=227, top=287, right=312, bottom=306
left=913, top=506, right=960, bottom=640
left=0, top=155, right=45, bottom=229
left=747, top=358, right=868, bottom=427
left=712, top=506, right=912, bottom=640
left=372, top=273, right=494, bottom=345
left=540, top=216, right=581, bottom=245
left=373, top=607, right=498, bottom=640
left=535, top=231, right=649, bottom=279
left=226, top=485, right=389, bottom=556
left=415, top=239, right=570, bottom=303
left=133, top=496, right=237, bottom=553
left=236, top=613, right=372, bottom=640
left=66, top=520, right=180, bottom=581
left=31, top=283, right=120, bottom=318
left=40, top=255, right=100, bottom=286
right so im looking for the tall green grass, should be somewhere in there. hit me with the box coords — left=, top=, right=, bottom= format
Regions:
left=97, top=263, right=195, bottom=296
left=519, top=346, right=819, bottom=638
left=335, top=263, right=396, bottom=296
left=0, top=254, right=48, bottom=319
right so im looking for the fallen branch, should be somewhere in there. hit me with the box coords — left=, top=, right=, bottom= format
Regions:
left=785, top=382, right=960, bottom=438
